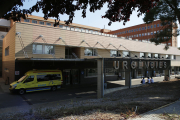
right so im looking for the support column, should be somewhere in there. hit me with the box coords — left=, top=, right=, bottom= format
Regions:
left=125, top=70, right=131, bottom=88
left=97, top=58, right=104, bottom=98
left=165, top=69, right=170, bottom=81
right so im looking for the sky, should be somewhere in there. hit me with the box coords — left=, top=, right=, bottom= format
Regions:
left=20, top=1, right=180, bottom=47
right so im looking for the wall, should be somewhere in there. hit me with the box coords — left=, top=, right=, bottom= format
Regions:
left=0, top=19, right=10, bottom=27
left=2, top=24, right=16, bottom=83
left=14, top=22, right=180, bottom=57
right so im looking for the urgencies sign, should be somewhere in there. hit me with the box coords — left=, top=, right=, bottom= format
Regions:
left=113, top=61, right=167, bottom=70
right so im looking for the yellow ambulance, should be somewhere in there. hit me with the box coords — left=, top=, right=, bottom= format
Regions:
left=9, top=70, right=63, bottom=95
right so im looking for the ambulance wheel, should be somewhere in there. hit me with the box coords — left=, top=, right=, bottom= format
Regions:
left=19, top=89, right=25, bottom=95
left=51, top=86, right=57, bottom=91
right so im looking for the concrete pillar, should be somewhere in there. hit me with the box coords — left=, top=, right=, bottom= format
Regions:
left=165, top=69, right=170, bottom=81
left=125, top=70, right=131, bottom=88
left=97, top=58, right=104, bottom=98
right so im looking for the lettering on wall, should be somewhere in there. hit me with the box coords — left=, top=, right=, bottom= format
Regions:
left=113, top=61, right=168, bottom=69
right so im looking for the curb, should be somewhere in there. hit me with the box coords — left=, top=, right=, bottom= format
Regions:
left=140, top=99, right=180, bottom=116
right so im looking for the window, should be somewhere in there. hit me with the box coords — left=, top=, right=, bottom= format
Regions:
left=127, top=31, right=128, bottom=33
left=33, top=44, right=54, bottom=54
left=24, top=19, right=30, bottom=22
left=129, top=36, right=131, bottom=38
left=110, top=50, right=117, bottom=57
left=24, top=76, right=34, bottom=83
left=123, top=51, right=129, bottom=57
left=81, top=28, right=85, bottom=32
left=136, top=28, right=138, bottom=31
left=131, top=30, right=133, bottom=32
left=134, top=29, right=136, bottom=32
left=148, top=26, right=150, bottom=29
left=145, top=33, right=147, bottom=36
left=5, top=46, right=9, bottom=56
left=137, top=34, right=138, bottom=37
left=33, top=44, right=43, bottom=54
left=151, top=25, right=153, bottom=28
left=70, top=27, right=74, bottom=31
left=142, top=27, right=144, bottom=30
left=32, top=20, right=37, bottom=24
left=139, top=28, right=141, bottom=31
left=37, top=74, right=61, bottom=82
left=46, top=23, right=51, bottom=26
left=129, top=30, right=131, bottom=33
left=144, top=27, right=146, bottom=30
left=44, top=45, right=54, bottom=54
left=151, top=32, right=153, bottom=35
left=139, top=34, right=141, bottom=37
left=59, top=25, right=63, bottom=28
left=147, top=53, right=151, bottom=58
left=154, top=31, right=156, bottom=34
left=140, top=53, right=145, bottom=58
left=154, top=24, right=156, bottom=28
left=148, top=32, right=150, bottom=35
left=125, top=31, right=126, bottom=34
left=157, top=24, right=159, bottom=27
left=168, top=43, right=171, bottom=46
left=85, top=69, right=97, bottom=77
left=39, top=21, right=44, bottom=25
left=84, top=48, right=97, bottom=56
left=157, top=30, right=159, bottom=33
left=154, top=54, right=158, bottom=58
left=142, top=33, right=144, bottom=36
left=134, top=35, right=136, bottom=37
left=86, top=29, right=89, bottom=33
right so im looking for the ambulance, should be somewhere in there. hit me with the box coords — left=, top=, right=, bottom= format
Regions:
left=9, top=70, right=63, bottom=94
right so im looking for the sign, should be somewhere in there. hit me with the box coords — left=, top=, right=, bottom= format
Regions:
left=15, top=71, right=19, bottom=75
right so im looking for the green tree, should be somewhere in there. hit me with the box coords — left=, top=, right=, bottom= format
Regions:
left=0, top=0, right=159, bottom=26
left=143, top=0, right=180, bottom=49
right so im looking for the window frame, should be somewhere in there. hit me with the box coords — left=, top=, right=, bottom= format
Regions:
left=39, top=21, right=44, bottom=25
left=32, top=44, right=55, bottom=54
left=32, top=20, right=37, bottom=24
left=84, top=48, right=97, bottom=56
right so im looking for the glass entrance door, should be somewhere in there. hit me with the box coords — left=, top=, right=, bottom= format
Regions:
left=71, top=69, right=79, bottom=84
left=64, top=70, right=71, bottom=85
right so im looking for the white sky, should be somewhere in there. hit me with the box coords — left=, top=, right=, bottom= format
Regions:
left=21, top=1, right=180, bottom=47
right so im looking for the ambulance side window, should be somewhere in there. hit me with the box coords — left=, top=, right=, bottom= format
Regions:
left=24, top=75, right=34, bottom=83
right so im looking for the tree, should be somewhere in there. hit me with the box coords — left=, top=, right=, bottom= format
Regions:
left=143, top=0, right=180, bottom=49
left=0, top=0, right=160, bottom=26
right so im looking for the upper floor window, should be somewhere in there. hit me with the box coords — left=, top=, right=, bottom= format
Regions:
left=142, top=27, right=144, bottom=30
left=110, top=50, right=119, bottom=57
left=154, top=24, right=156, bottom=28
left=24, top=19, right=30, bottom=22
left=131, top=30, right=133, bottom=32
left=59, top=25, right=63, bottom=28
left=129, top=30, right=131, bottom=33
left=139, top=34, right=141, bottom=37
left=151, top=32, right=153, bottom=35
left=123, top=51, right=129, bottom=57
left=154, top=54, right=158, bottom=58
left=142, top=33, right=144, bottom=36
left=136, top=28, right=138, bottom=31
left=5, top=46, right=9, bottom=56
left=127, top=31, right=128, bottom=33
left=148, top=26, right=150, bottom=29
left=46, top=23, right=51, bottom=26
left=145, top=33, right=147, bottom=36
left=147, top=53, right=152, bottom=58
left=134, top=29, right=136, bottom=32
left=32, top=20, right=37, bottom=24
left=139, top=28, right=141, bottom=31
left=33, top=44, right=54, bottom=54
left=39, top=21, right=44, bottom=25
left=84, top=48, right=97, bottom=56
left=151, top=25, right=153, bottom=28
left=140, top=53, right=145, bottom=58
left=71, top=27, right=74, bottom=31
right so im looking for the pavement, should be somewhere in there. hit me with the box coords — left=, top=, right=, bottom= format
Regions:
left=0, top=75, right=179, bottom=119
